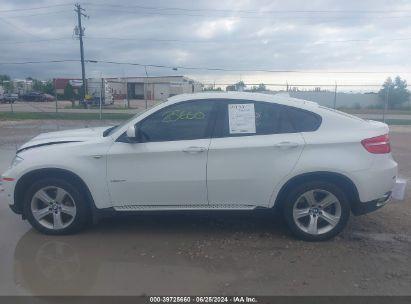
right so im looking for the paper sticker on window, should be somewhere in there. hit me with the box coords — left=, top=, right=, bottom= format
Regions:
left=228, top=103, right=256, bottom=134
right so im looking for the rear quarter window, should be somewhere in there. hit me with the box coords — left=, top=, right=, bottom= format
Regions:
left=282, top=106, right=322, bottom=132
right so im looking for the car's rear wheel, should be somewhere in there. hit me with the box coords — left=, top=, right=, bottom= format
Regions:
left=23, top=178, right=90, bottom=235
left=283, top=181, right=350, bottom=241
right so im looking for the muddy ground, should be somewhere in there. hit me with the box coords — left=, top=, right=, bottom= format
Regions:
left=0, top=120, right=410, bottom=296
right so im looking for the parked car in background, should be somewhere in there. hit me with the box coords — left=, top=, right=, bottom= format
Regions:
left=1, top=93, right=18, bottom=103
left=1, top=92, right=400, bottom=241
left=42, top=93, right=55, bottom=101
left=19, top=92, right=53, bottom=102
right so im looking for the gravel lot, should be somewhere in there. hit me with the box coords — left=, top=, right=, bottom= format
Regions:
left=0, top=120, right=410, bottom=296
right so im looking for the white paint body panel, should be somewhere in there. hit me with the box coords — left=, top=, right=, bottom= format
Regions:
left=107, top=139, right=210, bottom=206
left=207, top=133, right=304, bottom=207
left=1, top=92, right=398, bottom=213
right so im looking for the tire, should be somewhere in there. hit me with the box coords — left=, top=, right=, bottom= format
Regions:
left=282, top=180, right=350, bottom=241
left=23, top=178, right=90, bottom=235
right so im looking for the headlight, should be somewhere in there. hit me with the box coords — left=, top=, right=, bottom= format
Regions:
left=10, top=155, right=24, bottom=168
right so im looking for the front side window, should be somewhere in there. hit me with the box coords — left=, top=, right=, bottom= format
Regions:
left=137, top=100, right=215, bottom=142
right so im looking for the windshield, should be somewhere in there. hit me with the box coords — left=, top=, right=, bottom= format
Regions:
left=103, top=107, right=153, bottom=137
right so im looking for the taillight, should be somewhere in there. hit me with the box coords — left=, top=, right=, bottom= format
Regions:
left=361, top=134, right=391, bottom=154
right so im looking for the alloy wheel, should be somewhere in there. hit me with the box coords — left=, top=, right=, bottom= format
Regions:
left=292, top=189, right=342, bottom=235
left=30, top=186, right=77, bottom=230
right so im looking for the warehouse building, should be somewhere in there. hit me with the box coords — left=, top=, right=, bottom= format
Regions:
left=107, top=76, right=203, bottom=101
left=54, top=78, right=82, bottom=95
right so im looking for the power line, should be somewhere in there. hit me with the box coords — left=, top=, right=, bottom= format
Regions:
left=87, top=4, right=411, bottom=15
left=0, top=38, right=73, bottom=45
left=202, top=83, right=383, bottom=87
left=0, top=17, right=39, bottom=38
left=87, top=8, right=411, bottom=20
left=86, top=59, right=411, bottom=74
left=1, top=9, right=71, bottom=18
left=0, top=58, right=409, bottom=75
left=1, top=35, right=410, bottom=46
left=83, top=35, right=411, bottom=45
left=0, top=4, right=71, bottom=13
left=2, top=3, right=407, bottom=18
left=0, top=59, right=78, bottom=65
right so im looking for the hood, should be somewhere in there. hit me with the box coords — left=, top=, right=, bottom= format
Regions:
left=18, top=126, right=110, bottom=153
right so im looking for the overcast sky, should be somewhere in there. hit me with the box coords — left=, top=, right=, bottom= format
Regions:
left=0, top=0, right=411, bottom=90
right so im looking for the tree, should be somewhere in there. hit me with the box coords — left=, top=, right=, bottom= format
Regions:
left=250, top=83, right=266, bottom=92
left=43, top=80, right=55, bottom=95
left=379, top=76, right=410, bottom=109
left=226, top=81, right=246, bottom=91
left=64, top=83, right=75, bottom=100
left=31, top=79, right=55, bottom=95
left=203, top=86, right=222, bottom=92
left=0, top=74, right=11, bottom=82
left=32, top=79, right=44, bottom=92
left=0, top=74, right=14, bottom=93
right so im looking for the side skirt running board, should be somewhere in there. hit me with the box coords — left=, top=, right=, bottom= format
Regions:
left=113, top=204, right=258, bottom=211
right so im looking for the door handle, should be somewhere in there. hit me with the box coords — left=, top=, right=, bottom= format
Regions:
left=274, top=141, right=300, bottom=149
left=182, top=146, right=207, bottom=153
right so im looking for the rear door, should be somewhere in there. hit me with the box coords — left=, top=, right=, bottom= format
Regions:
left=207, top=100, right=305, bottom=208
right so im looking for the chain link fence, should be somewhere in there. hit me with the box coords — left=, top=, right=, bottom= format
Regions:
left=1, top=81, right=411, bottom=126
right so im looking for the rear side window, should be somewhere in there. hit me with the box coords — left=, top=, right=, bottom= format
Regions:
left=213, top=100, right=321, bottom=138
left=283, top=106, right=322, bottom=132
left=215, top=100, right=285, bottom=137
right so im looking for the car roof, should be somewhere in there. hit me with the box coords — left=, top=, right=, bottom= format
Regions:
left=167, top=91, right=319, bottom=109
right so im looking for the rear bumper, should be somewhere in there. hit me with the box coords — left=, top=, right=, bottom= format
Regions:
left=352, top=191, right=392, bottom=215
left=352, top=158, right=397, bottom=203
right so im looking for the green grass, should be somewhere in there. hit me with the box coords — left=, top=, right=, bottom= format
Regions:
left=63, top=105, right=133, bottom=111
left=370, top=119, right=411, bottom=125
left=0, top=112, right=133, bottom=121
left=340, top=108, right=411, bottom=115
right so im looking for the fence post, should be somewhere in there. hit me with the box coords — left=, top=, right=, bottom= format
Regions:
left=100, top=77, right=103, bottom=120
left=333, top=81, right=337, bottom=109
left=383, top=86, right=390, bottom=123
left=144, top=65, right=149, bottom=109
left=54, top=79, right=58, bottom=115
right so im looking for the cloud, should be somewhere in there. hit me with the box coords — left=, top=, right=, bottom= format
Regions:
left=0, top=0, right=410, bottom=88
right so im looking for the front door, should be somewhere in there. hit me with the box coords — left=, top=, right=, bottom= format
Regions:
left=107, top=99, right=216, bottom=207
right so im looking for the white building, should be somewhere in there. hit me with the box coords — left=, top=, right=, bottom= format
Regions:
left=12, top=79, right=33, bottom=94
left=106, top=76, right=203, bottom=101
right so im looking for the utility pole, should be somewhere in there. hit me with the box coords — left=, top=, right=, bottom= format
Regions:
left=74, top=3, right=88, bottom=103
left=54, top=78, right=58, bottom=114
left=144, top=65, right=149, bottom=109
left=99, top=77, right=103, bottom=120
left=333, top=81, right=337, bottom=109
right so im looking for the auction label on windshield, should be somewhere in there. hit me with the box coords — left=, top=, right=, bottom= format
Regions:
left=228, top=103, right=256, bottom=134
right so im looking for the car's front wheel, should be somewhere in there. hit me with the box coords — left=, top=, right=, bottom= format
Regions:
left=283, top=181, right=350, bottom=241
left=23, top=178, right=90, bottom=235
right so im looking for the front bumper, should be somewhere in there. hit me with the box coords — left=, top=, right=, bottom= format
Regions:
left=8, top=203, right=22, bottom=215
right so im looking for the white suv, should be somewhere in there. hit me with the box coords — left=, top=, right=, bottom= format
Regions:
left=1, top=92, right=398, bottom=241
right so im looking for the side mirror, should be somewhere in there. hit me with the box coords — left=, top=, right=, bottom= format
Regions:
left=126, top=125, right=136, bottom=139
